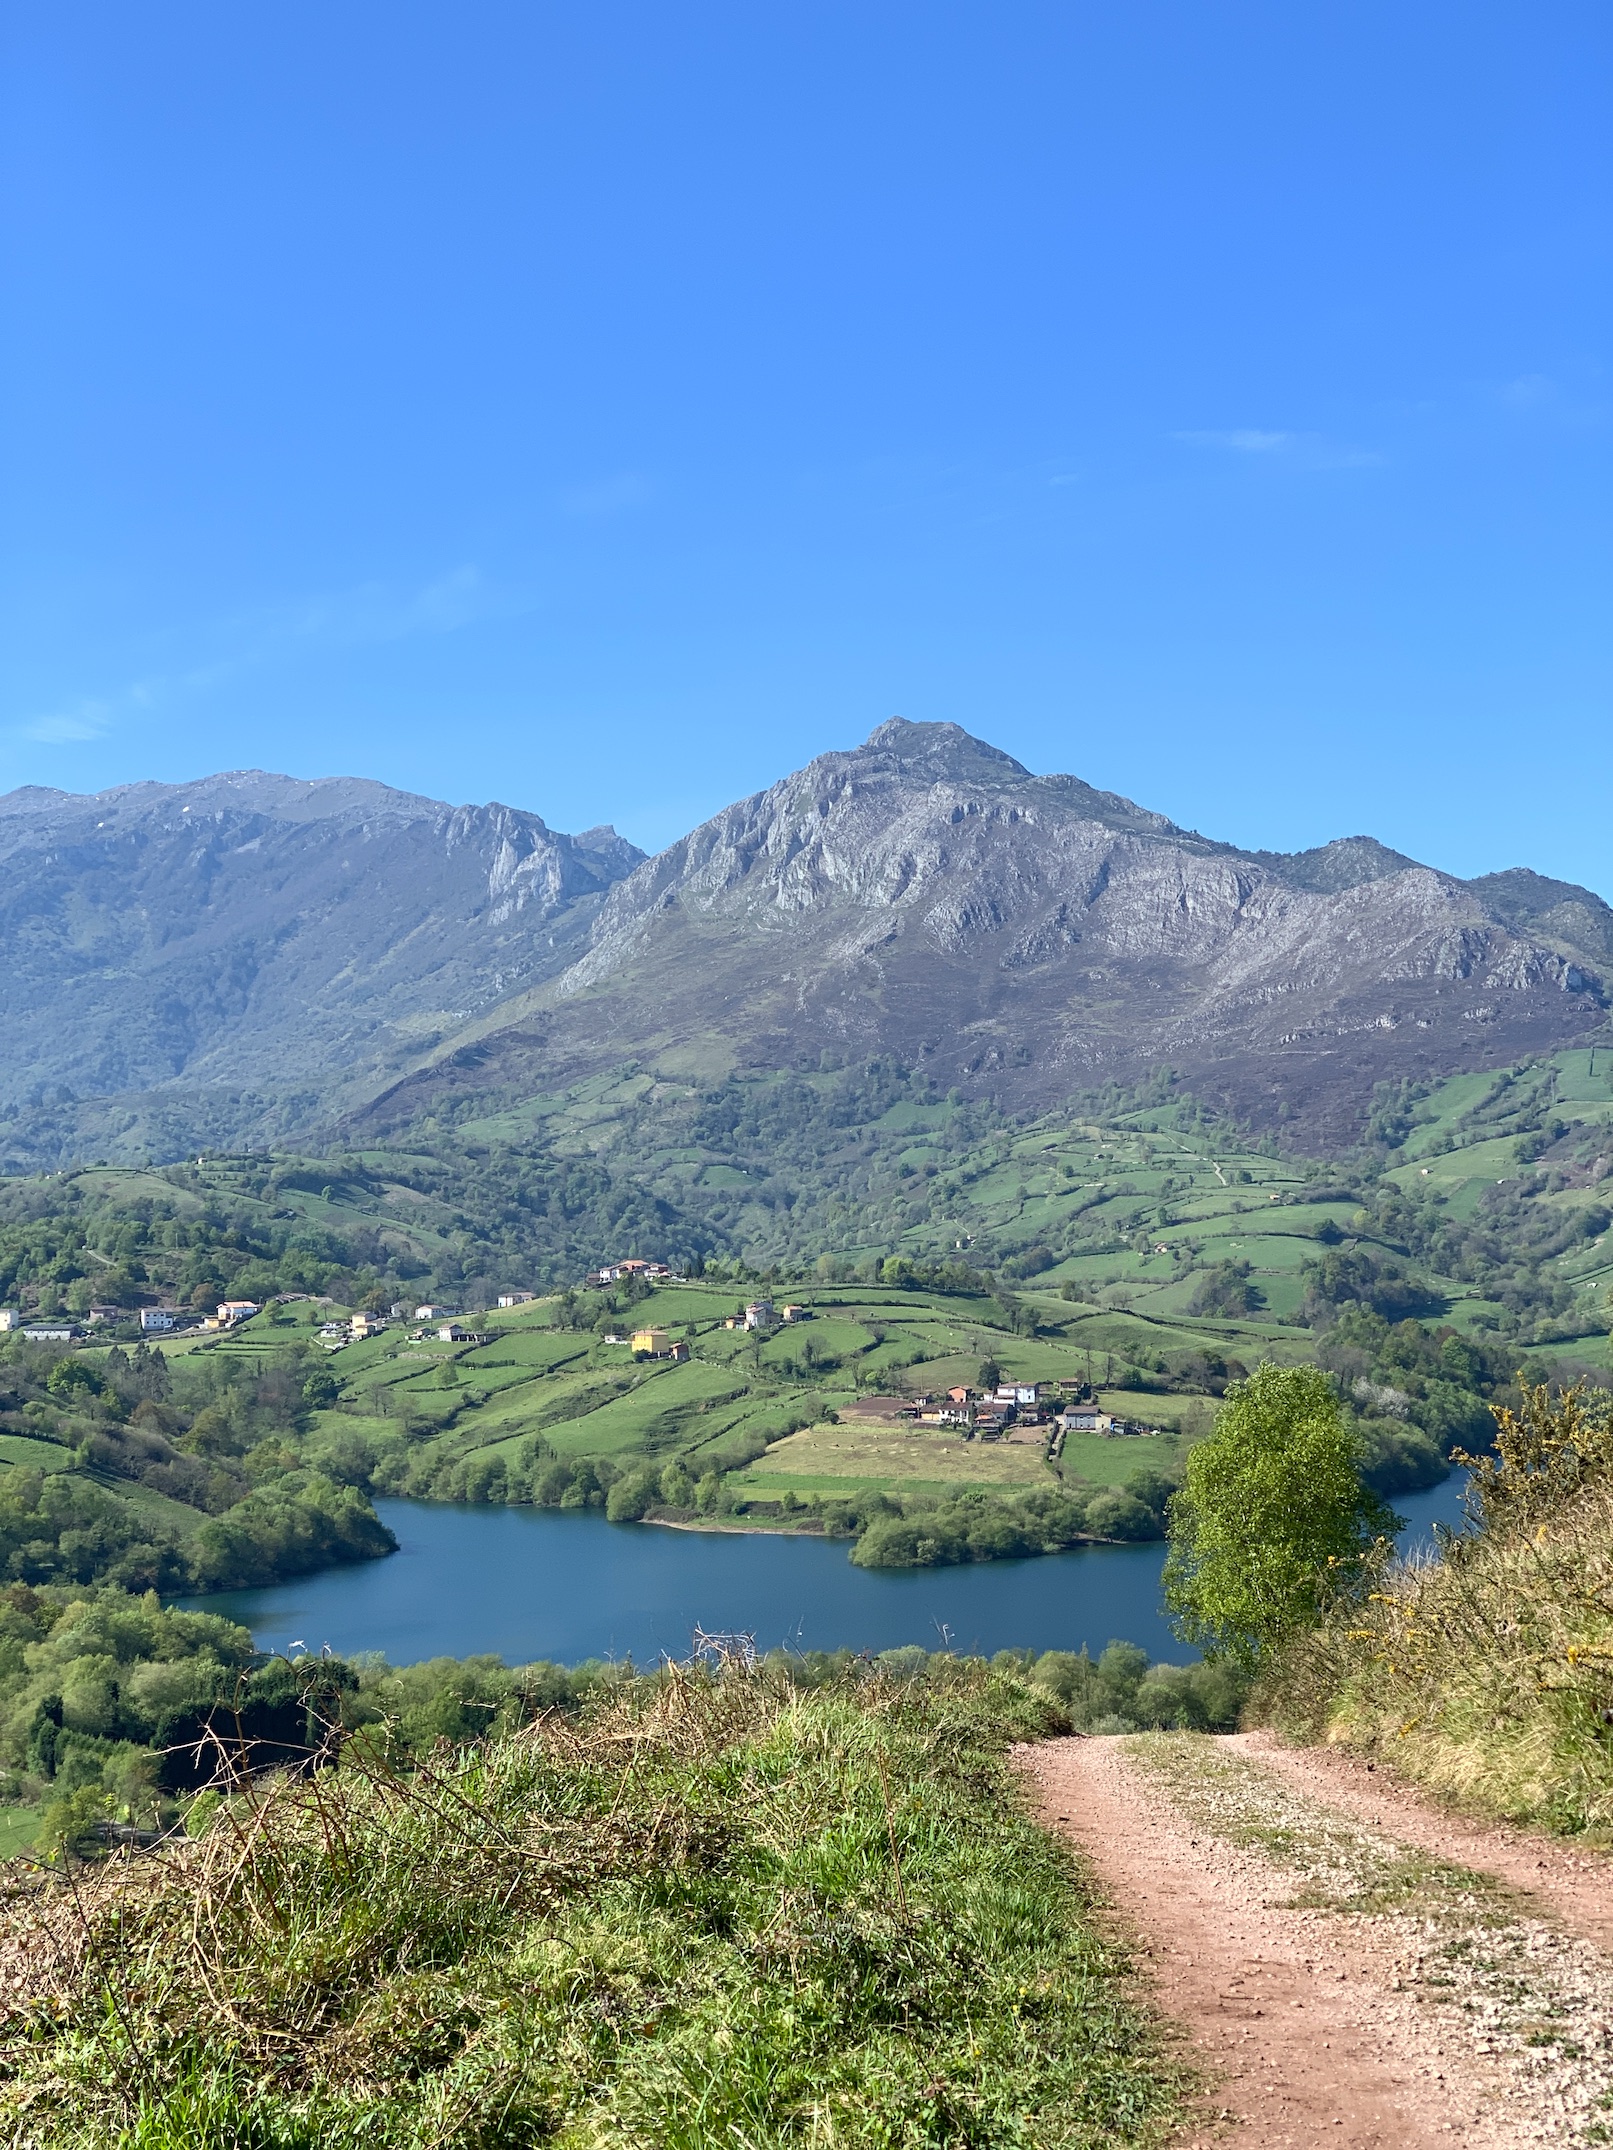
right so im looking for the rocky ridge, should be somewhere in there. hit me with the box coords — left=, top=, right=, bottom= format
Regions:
left=2, top=727, right=1608, bottom=1162
left=0, top=771, right=642, bottom=1165
left=364, top=720, right=1609, bottom=1141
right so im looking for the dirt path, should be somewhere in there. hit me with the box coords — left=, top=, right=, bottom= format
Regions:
left=1022, top=1734, right=1613, bottom=2148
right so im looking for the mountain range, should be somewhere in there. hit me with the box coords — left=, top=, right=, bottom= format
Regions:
left=3, top=721, right=1609, bottom=1166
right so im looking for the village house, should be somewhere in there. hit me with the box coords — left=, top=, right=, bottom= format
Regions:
left=413, top=1304, right=456, bottom=1322
left=214, top=1300, right=260, bottom=1328
left=593, top=1260, right=673, bottom=1286
left=742, top=1299, right=777, bottom=1331
left=0, top=1310, right=19, bottom=1332
left=348, top=1313, right=386, bottom=1340
left=915, top=1401, right=973, bottom=1428
left=631, top=1326, right=688, bottom=1360
left=139, top=1307, right=179, bottom=1332
left=437, top=1322, right=486, bottom=1343
left=1059, top=1405, right=1120, bottom=1435
left=779, top=1304, right=810, bottom=1323
left=497, top=1291, right=535, bottom=1308
left=24, top=1322, right=78, bottom=1342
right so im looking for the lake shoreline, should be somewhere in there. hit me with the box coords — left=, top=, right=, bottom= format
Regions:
left=175, top=1476, right=1474, bottom=1671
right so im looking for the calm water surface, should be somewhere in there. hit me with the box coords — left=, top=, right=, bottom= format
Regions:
left=182, top=1473, right=1471, bottom=1668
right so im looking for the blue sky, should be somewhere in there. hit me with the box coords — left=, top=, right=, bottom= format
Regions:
left=2, top=3, right=1609, bottom=892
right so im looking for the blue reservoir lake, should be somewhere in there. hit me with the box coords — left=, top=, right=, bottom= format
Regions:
left=184, top=1473, right=1473, bottom=1669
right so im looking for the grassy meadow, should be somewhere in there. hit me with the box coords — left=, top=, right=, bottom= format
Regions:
left=0, top=1660, right=1190, bottom=2150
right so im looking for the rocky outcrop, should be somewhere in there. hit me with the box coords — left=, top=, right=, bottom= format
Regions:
left=0, top=771, right=642, bottom=1160
left=366, top=721, right=1609, bottom=1143
left=5, top=728, right=1608, bottom=1161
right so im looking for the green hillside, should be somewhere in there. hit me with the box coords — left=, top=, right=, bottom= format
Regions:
left=0, top=1041, right=1605, bottom=1597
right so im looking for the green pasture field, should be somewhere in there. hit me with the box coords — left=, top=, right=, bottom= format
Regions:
left=733, top=1419, right=1055, bottom=1493
left=1057, top=1429, right=1190, bottom=1485
left=0, top=1806, right=40, bottom=1858
left=0, top=1433, right=77, bottom=1472
left=100, top=1477, right=215, bottom=1534
left=1385, top=1136, right=1521, bottom=1191
left=1096, top=1386, right=1219, bottom=1439
left=54, top=1046, right=1598, bottom=1545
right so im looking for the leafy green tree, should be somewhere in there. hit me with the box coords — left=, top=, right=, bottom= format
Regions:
left=604, top=1466, right=659, bottom=1523
left=301, top=1366, right=339, bottom=1411
left=1163, top=1363, right=1398, bottom=1668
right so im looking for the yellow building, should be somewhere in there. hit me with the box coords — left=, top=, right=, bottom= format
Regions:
left=632, top=1327, right=671, bottom=1356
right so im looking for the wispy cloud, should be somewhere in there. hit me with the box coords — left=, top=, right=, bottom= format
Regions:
left=1499, top=373, right=1558, bottom=409
left=1178, top=427, right=1293, bottom=453
left=1174, top=427, right=1383, bottom=469
left=559, top=472, right=653, bottom=520
left=1492, top=372, right=1608, bottom=427
left=19, top=705, right=117, bottom=745
left=8, top=562, right=521, bottom=749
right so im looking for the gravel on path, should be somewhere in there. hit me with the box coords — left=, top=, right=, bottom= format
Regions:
left=1022, top=1734, right=1613, bottom=2149
left=1231, top=1730, right=1613, bottom=1954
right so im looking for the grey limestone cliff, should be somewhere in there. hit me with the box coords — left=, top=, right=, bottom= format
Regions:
left=363, top=720, right=1610, bottom=1142
left=0, top=771, right=643, bottom=1164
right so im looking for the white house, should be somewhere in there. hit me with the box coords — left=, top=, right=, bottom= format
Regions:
left=497, top=1291, right=535, bottom=1308
left=139, top=1308, right=178, bottom=1332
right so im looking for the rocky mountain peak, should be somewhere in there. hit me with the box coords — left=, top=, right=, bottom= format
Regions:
left=388, top=722, right=1609, bottom=1147
left=3, top=733, right=1608, bottom=1165
left=0, top=772, right=646, bottom=1171
left=858, top=717, right=1031, bottom=780
left=1254, top=834, right=1422, bottom=893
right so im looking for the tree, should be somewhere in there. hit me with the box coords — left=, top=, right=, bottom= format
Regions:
left=1163, top=1363, right=1398, bottom=1668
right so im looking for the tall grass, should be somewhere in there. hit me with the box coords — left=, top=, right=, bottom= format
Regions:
left=0, top=1660, right=1184, bottom=2148
left=1259, top=1383, right=1613, bottom=1836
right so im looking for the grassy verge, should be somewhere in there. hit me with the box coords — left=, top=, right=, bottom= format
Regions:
left=1257, top=1382, right=1613, bottom=1837
left=0, top=1661, right=1188, bottom=2150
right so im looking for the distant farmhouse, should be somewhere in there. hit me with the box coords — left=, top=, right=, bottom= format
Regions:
left=592, top=1260, right=672, bottom=1286
left=631, top=1326, right=689, bottom=1361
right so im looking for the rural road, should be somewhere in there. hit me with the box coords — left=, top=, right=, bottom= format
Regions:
left=1023, top=1733, right=1613, bottom=2148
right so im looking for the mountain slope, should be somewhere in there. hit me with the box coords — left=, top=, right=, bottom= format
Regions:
left=0, top=771, right=642, bottom=1166
left=363, top=720, right=1610, bottom=1143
